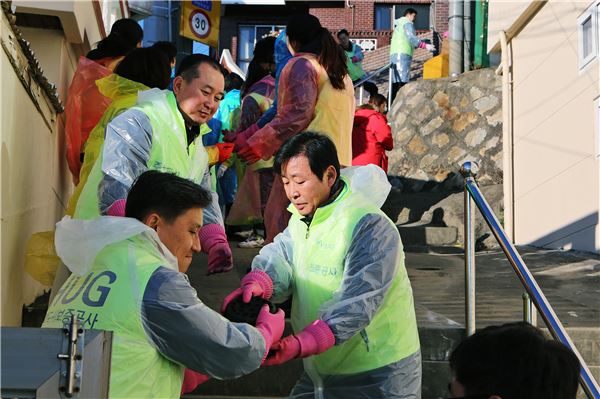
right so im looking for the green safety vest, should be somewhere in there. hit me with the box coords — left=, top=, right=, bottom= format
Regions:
left=42, top=234, right=184, bottom=398
left=390, top=17, right=414, bottom=57
left=345, top=45, right=364, bottom=81
left=287, top=178, right=420, bottom=376
left=75, top=90, right=210, bottom=219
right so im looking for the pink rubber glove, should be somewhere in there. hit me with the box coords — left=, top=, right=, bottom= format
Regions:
left=181, top=369, right=210, bottom=394
left=255, top=305, right=286, bottom=361
left=107, top=199, right=126, bottom=217
left=233, top=123, right=260, bottom=152
left=221, top=269, right=273, bottom=313
left=222, top=130, right=235, bottom=143
left=238, top=146, right=261, bottom=164
left=199, top=224, right=233, bottom=275
left=263, top=320, right=335, bottom=366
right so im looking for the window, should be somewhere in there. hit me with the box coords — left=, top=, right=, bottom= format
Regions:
left=375, top=3, right=431, bottom=31
left=374, top=4, right=393, bottom=30
left=578, top=2, right=598, bottom=70
left=237, top=24, right=285, bottom=73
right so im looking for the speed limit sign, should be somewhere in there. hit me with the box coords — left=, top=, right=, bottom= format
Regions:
left=180, top=1, right=220, bottom=47
left=189, top=9, right=210, bottom=39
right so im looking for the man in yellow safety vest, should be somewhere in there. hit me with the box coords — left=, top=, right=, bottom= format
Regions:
left=222, top=132, right=421, bottom=398
left=44, top=171, right=285, bottom=398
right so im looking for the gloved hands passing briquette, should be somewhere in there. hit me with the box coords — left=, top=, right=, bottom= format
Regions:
left=199, top=224, right=233, bottom=275
left=263, top=319, right=335, bottom=366
left=225, top=123, right=262, bottom=165
left=237, top=146, right=261, bottom=165
left=255, top=304, right=286, bottom=360
left=221, top=269, right=274, bottom=313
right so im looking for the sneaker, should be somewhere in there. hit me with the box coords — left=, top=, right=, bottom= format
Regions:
left=234, top=229, right=254, bottom=240
left=238, top=234, right=265, bottom=248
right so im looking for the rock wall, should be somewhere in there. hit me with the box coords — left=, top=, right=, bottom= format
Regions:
left=387, top=68, right=503, bottom=192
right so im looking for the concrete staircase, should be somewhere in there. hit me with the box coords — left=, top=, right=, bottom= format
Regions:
left=188, top=319, right=600, bottom=399
left=185, top=239, right=599, bottom=399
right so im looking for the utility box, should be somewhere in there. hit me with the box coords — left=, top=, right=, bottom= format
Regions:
left=1, top=321, right=112, bottom=398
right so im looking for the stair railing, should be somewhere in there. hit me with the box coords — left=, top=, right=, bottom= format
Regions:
left=460, top=161, right=600, bottom=399
left=353, top=63, right=392, bottom=108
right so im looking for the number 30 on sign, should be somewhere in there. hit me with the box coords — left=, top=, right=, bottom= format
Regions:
left=189, top=9, right=210, bottom=39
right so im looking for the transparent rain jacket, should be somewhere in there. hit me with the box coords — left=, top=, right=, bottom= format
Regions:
left=44, top=216, right=266, bottom=397
left=64, top=57, right=112, bottom=182
left=226, top=75, right=276, bottom=226
left=246, top=54, right=355, bottom=165
left=66, top=74, right=148, bottom=216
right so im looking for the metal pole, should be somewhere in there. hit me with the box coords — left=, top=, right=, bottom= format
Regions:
left=463, top=0, right=471, bottom=71
left=449, top=0, right=463, bottom=76
left=461, top=161, right=477, bottom=336
left=359, top=86, right=364, bottom=105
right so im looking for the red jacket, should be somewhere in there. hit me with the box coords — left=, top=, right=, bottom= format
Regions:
left=351, top=108, right=393, bottom=172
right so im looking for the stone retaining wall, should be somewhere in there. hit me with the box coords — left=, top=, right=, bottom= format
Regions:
left=387, top=68, right=503, bottom=192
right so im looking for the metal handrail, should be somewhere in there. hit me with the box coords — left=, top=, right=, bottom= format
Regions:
left=352, top=63, right=393, bottom=108
left=353, top=63, right=391, bottom=87
left=460, top=161, right=600, bottom=399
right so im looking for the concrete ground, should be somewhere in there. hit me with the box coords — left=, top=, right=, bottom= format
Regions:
left=185, top=236, right=600, bottom=398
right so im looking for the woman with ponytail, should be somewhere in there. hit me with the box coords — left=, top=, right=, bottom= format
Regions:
left=228, top=14, right=354, bottom=244
left=65, top=18, right=143, bottom=183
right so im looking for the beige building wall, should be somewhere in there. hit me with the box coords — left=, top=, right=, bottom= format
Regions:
left=1, top=23, right=75, bottom=327
left=487, top=0, right=532, bottom=53
left=0, top=0, right=119, bottom=326
left=490, top=0, right=600, bottom=253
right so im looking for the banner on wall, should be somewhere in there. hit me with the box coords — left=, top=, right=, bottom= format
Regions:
left=179, top=1, right=221, bottom=48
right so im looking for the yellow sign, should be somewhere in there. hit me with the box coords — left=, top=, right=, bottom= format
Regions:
left=179, top=1, right=221, bottom=48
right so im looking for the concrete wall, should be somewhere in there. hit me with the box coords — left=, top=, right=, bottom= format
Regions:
left=498, top=1, right=600, bottom=253
left=388, top=68, right=503, bottom=191
left=1, top=15, right=83, bottom=326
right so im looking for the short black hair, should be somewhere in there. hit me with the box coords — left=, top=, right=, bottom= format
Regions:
left=125, top=171, right=212, bottom=223
left=175, top=54, right=224, bottom=83
left=337, top=29, right=349, bottom=38
left=151, top=41, right=177, bottom=62
left=449, top=322, right=580, bottom=399
left=114, top=47, right=171, bottom=89
left=369, top=93, right=387, bottom=107
left=225, top=72, right=244, bottom=92
left=87, top=19, right=143, bottom=60
left=404, top=8, right=417, bottom=16
left=252, top=36, right=276, bottom=64
left=274, top=131, right=340, bottom=180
